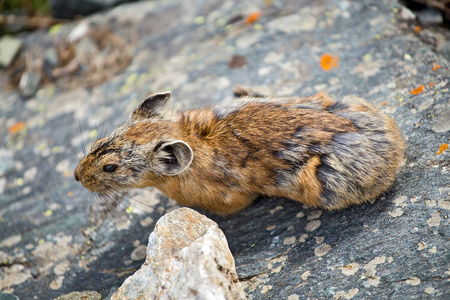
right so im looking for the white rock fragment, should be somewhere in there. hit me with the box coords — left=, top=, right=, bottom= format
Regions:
left=333, top=288, right=359, bottom=299
left=283, top=236, right=296, bottom=245
left=50, top=275, right=64, bottom=290
left=388, top=208, right=403, bottom=217
left=130, top=245, right=146, bottom=261
left=399, top=7, right=416, bottom=21
left=53, top=261, right=70, bottom=276
left=112, top=208, right=246, bottom=300
left=0, top=35, right=22, bottom=68
left=68, top=21, right=90, bottom=42
left=428, top=246, right=437, bottom=253
left=267, top=14, right=317, bottom=34
left=314, top=243, right=331, bottom=257
left=427, top=211, right=441, bottom=227
left=0, top=234, right=21, bottom=248
left=339, top=263, right=360, bottom=276
left=360, top=256, right=390, bottom=287
left=24, top=166, right=38, bottom=182
left=394, top=196, right=407, bottom=206
left=417, top=241, right=427, bottom=251
left=301, top=270, right=311, bottom=280
left=295, top=211, right=305, bottom=218
left=269, top=206, right=283, bottom=214
left=307, top=210, right=322, bottom=220
left=406, top=276, right=421, bottom=285
left=299, top=234, right=308, bottom=242
left=305, top=220, right=321, bottom=232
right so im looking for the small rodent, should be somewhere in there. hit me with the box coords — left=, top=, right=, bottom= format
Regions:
left=74, top=90, right=405, bottom=215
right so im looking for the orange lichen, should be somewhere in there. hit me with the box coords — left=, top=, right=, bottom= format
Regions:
left=428, top=82, right=435, bottom=87
left=245, top=11, right=262, bottom=24
left=410, top=85, right=424, bottom=95
left=414, top=26, right=422, bottom=33
left=320, top=53, right=339, bottom=71
left=381, top=101, right=387, bottom=106
left=432, top=64, right=441, bottom=71
left=437, top=143, right=448, bottom=155
left=9, top=121, right=25, bottom=134
left=67, top=191, right=73, bottom=197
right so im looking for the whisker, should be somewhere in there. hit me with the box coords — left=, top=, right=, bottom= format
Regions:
left=100, top=97, right=108, bottom=139
left=67, top=144, right=83, bottom=162
left=101, top=189, right=135, bottom=216
left=107, top=186, right=155, bottom=214
left=93, top=103, right=102, bottom=145
left=94, top=191, right=124, bottom=220
left=75, top=111, right=87, bottom=156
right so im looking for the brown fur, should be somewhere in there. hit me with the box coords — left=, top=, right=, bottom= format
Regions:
left=74, top=91, right=405, bottom=215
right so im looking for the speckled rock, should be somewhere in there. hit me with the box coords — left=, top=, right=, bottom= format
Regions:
left=0, top=292, right=19, bottom=300
left=0, top=0, right=449, bottom=299
left=55, top=291, right=102, bottom=300
left=112, top=208, right=246, bottom=300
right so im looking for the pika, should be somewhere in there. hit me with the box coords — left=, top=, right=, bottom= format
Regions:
left=74, top=90, right=405, bottom=215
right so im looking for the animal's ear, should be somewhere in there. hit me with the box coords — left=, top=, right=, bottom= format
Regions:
left=91, top=137, right=108, bottom=151
left=152, top=140, right=193, bottom=176
left=133, top=91, right=171, bottom=118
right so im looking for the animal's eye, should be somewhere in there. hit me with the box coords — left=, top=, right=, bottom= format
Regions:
left=103, top=164, right=117, bottom=173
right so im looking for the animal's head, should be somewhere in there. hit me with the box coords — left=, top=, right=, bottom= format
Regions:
left=74, top=91, right=193, bottom=194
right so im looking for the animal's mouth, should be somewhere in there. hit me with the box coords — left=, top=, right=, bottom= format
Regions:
left=74, top=168, right=81, bottom=182
left=83, top=182, right=109, bottom=194
left=75, top=176, right=107, bottom=194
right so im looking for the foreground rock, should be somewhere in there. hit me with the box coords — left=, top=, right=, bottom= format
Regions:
left=112, top=208, right=246, bottom=300
left=55, top=291, right=102, bottom=300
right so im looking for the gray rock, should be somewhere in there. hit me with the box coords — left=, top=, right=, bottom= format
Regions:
left=399, top=6, right=416, bottom=21
left=55, top=291, right=102, bottom=300
left=416, top=8, right=443, bottom=25
left=45, top=48, right=60, bottom=67
left=19, top=71, right=41, bottom=98
left=0, top=35, right=22, bottom=68
left=0, top=149, right=15, bottom=177
left=0, top=292, right=19, bottom=300
left=75, top=37, right=99, bottom=62
left=112, top=208, right=246, bottom=300
left=432, top=103, right=450, bottom=133
left=439, top=41, right=450, bottom=60
left=68, top=21, right=90, bottom=43
left=50, top=0, right=135, bottom=19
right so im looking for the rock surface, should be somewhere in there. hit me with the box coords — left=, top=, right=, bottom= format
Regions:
left=112, top=208, right=245, bottom=300
left=55, top=291, right=102, bottom=300
left=0, top=35, right=22, bottom=68
left=50, top=0, right=137, bottom=19
left=0, top=0, right=449, bottom=299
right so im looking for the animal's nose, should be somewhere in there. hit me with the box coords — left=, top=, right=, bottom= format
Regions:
left=74, top=169, right=80, bottom=182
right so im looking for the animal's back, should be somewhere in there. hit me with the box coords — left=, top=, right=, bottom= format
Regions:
left=182, top=93, right=405, bottom=210
left=303, top=95, right=404, bottom=209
